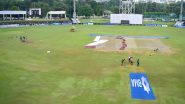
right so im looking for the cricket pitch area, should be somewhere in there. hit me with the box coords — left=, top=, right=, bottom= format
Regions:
left=94, top=36, right=171, bottom=54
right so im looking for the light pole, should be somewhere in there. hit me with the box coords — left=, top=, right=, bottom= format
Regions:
left=179, top=0, right=184, bottom=21
left=73, top=0, right=77, bottom=23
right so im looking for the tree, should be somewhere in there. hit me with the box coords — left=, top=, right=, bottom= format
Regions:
left=94, top=4, right=103, bottom=16
left=11, top=6, right=19, bottom=10
left=52, top=2, right=67, bottom=11
left=78, top=4, right=94, bottom=18
left=110, top=6, right=119, bottom=14
left=0, top=1, right=3, bottom=10
left=63, top=0, right=73, bottom=18
left=40, top=2, right=50, bottom=17
left=0, top=0, right=183, bottom=19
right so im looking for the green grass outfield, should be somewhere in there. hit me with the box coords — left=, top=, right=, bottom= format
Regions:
left=0, top=25, right=185, bottom=104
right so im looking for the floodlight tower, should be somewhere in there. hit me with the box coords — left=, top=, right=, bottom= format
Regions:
left=179, top=0, right=184, bottom=21
left=119, top=0, right=135, bottom=14
left=73, top=0, right=76, bottom=19
left=73, top=0, right=77, bottom=23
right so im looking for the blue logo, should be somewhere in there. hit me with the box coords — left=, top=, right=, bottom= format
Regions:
left=130, top=73, right=156, bottom=100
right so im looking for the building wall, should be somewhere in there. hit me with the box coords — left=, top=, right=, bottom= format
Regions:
left=110, top=14, right=143, bottom=24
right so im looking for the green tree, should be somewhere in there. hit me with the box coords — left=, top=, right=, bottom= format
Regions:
left=0, top=1, right=3, bottom=10
left=94, top=4, right=103, bottom=16
left=11, top=6, right=19, bottom=10
left=110, top=6, right=119, bottom=13
left=0, top=0, right=183, bottom=19
left=52, top=2, right=67, bottom=11
left=40, top=2, right=50, bottom=17
left=78, top=4, right=94, bottom=18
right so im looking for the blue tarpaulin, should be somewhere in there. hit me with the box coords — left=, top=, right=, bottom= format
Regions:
left=89, top=34, right=169, bottom=39
left=130, top=73, right=156, bottom=100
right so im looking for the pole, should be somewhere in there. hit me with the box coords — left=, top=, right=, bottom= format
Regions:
left=73, top=0, right=76, bottom=20
left=179, top=0, right=184, bottom=21
left=50, top=14, right=52, bottom=19
left=3, top=14, right=4, bottom=20
left=23, top=14, right=25, bottom=20
left=119, top=0, right=121, bottom=14
left=10, top=14, right=12, bottom=20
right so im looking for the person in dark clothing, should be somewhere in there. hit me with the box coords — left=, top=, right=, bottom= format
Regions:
left=130, top=58, right=133, bottom=65
left=22, top=36, right=26, bottom=42
left=22, top=36, right=25, bottom=40
left=20, top=36, right=23, bottom=41
left=154, top=48, right=159, bottom=52
left=128, top=56, right=133, bottom=65
left=137, top=59, right=140, bottom=67
left=128, top=57, right=131, bottom=63
left=121, top=59, right=125, bottom=66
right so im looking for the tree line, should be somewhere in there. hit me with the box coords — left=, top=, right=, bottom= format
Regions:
left=0, top=0, right=184, bottom=18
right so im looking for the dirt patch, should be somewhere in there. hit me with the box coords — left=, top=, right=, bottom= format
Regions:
left=24, top=40, right=33, bottom=44
left=95, top=36, right=172, bottom=54
left=96, top=36, right=121, bottom=51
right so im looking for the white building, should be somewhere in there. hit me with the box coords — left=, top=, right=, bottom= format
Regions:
left=46, top=11, right=66, bottom=20
left=95, top=0, right=110, bottom=2
left=110, top=14, right=143, bottom=24
left=29, top=8, right=41, bottom=17
left=0, top=11, right=26, bottom=20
